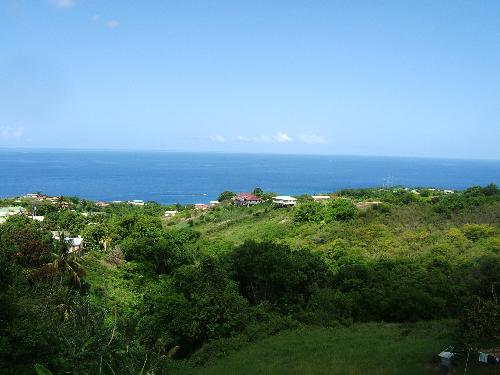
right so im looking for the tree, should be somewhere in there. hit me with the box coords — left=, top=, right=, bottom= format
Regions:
left=141, top=257, right=249, bottom=355
left=293, top=201, right=324, bottom=223
left=46, top=236, right=86, bottom=289
left=325, top=199, right=357, bottom=222
left=218, top=191, right=236, bottom=202
left=253, top=187, right=263, bottom=197
left=229, top=241, right=331, bottom=309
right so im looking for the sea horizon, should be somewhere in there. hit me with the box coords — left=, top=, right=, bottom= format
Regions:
left=1, top=149, right=499, bottom=205
left=1, top=147, right=500, bottom=163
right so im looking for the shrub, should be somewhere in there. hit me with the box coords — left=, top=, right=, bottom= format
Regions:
left=463, top=224, right=494, bottom=242
left=325, top=199, right=357, bottom=222
left=293, top=201, right=324, bottom=223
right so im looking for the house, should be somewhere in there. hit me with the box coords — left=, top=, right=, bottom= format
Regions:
left=164, top=210, right=178, bottom=217
left=66, top=236, right=84, bottom=254
left=96, top=201, right=110, bottom=207
left=234, top=193, right=262, bottom=206
left=209, top=200, right=220, bottom=207
left=273, top=195, right=297, bottom=206
left=194, top=203, right=209, bottom=210
left=30, top=215, right=45, bottom=222
left=52, top=231, right=84, bottom=254
left=25, top=193, right=47, bottom=200
left=129, top=200, right=145, bottom=206
left=312, top=195, right=331, bottom=201
left=438, top=351, right=454, bottom=368
left=0, top=206, right=26, bottom=223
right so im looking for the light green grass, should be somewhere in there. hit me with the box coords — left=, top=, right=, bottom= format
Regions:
left=174, top=321, right=465, bottom=375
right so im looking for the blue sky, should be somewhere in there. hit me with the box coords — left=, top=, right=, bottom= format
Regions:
left=1, top=0, right=499, bottom=158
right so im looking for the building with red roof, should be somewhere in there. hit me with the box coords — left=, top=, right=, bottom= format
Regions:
left=234, top=192, right=262, bottom=206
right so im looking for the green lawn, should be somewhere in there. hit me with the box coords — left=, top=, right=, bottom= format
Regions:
left=174, top=321, right=496, bottom=375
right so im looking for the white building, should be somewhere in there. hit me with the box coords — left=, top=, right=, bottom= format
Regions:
left=0, top=206, right=26, bottom=223
left=66, top=236, right=84, bottom=254
left=129, top=200, right=145, bottom=206
left=51, top=232, right=84, bottom=254
left=312, top=195, right=331, bottom=201
left=164, top=210, right=178, bottom=217
left=273, top=196, right=297, bottom=206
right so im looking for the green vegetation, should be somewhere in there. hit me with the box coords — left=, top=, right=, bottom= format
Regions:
left=180, top=322, right=453, bottom=375
left=0, top=185, right=499, bottom=374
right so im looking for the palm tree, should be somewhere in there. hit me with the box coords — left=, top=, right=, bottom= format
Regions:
left=47, top=234, right=86, bottom=289
left=99, top=234, right=112, bottom=252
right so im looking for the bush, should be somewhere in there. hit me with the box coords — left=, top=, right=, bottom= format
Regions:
left=229, top=241, right=332, bottom=309
left=325, top=199, right=357, bottom=222
left=141, top=257, right=250, bottom=356
left=293, top=201, right=324, bottom=223
left=463, top=224, right=494, bottom=242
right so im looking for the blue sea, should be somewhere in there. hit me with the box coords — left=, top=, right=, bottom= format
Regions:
left=1, top=149, right=499, bottom=205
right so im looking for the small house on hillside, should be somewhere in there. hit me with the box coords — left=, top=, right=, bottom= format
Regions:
left=234, top=193, right=262, bottom=206
left=52, top=232, right=84, bottom=254
left=273, top=196, right=297, bottom=206
left=164, top=210, right=178, bottom=217
left=0, top=206, right=26, bottom=223
left=0, top=206, right=25, bottom=217
left=26, top=193, right=48, bottom=200
left=194, top=203, right=209, bottom=210
left=66, top=236, right=84, bottom=254
left=312, top=195, right=331, bottom=201
left=129, top=200, right=145, bottom=206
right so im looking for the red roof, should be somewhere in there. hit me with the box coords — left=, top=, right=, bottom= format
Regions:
left=235, top=192, right=261, bottom=201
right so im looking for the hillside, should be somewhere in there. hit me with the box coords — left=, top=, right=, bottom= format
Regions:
left=0, top=186, right=499, bottom=374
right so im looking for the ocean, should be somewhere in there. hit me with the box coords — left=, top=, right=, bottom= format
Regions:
left=1, top=149, right=499, bottom=205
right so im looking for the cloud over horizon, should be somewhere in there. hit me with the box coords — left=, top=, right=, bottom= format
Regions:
left=299, top=133, right=327, bottom=144
left=208, top=135, right=226, bottom=143
left=208, top=132, right=327, bottom=145
left=0, top=126, right=25, bottom=140
left=275, top=132, right=293, bottom=143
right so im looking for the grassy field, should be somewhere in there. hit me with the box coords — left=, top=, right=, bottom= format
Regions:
left=173, top=321, right=498, bottom=375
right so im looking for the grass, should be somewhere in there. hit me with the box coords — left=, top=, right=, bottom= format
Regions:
left=173, top=321, right=499, bottom=375
left=172, top=322, right=452, bottom=375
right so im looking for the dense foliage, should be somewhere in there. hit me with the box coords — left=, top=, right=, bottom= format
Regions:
left=0, top=185, right=499, bottom=373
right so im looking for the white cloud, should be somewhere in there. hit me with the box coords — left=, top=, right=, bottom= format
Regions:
left=0, top=126, right=25, bottom=140
left=299, top=133, right=327, bottom=144
left=92, top=14, right=101, bottom=21
left=206, top=132, right=325, bottom=146
left=50, top=0, right=75, bottom=9
left=274, top=132, right=293, bottom=143
left=208, top=135, right=226, bottom=143
left=107, top=20, right=120, bottom=29
left=254, top=135, right=274, bottom=143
